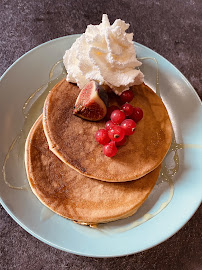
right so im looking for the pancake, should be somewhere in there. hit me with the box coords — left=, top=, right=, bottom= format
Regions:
left=43, top=79, right=172, bottom=182
left=25, top=115, right=161, bottom=224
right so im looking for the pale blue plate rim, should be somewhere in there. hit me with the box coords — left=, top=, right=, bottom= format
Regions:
left=1, top=34, right=201, bottom=105
left=1, top=193, right=201, bottom=258
left=0, top=35, right=201, bottom=258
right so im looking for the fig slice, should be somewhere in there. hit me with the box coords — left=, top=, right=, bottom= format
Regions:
left=73, top=81, right=108, bottom=121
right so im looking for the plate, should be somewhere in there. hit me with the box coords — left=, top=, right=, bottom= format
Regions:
left=0, top=35, right=201, bottom=257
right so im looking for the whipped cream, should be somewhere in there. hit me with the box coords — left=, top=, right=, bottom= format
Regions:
left=63, top=14, right=144, bottom=95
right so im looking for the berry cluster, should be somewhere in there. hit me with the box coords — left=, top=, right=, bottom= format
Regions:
left=95, top=89, right=143, bottom=157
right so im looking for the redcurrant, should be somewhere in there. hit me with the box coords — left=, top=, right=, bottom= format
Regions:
left=116, top=136, right=127, bottom=146
left=108, top=126, right=125, bottom=142
left=131, top=107, right=143, bottom=123
left=120, top=90, right=134, bottom=103
left=105, top=120, right=115, bottom=130
left=110, top=110, right=125, bottom=125
left=103, top=141, right=117, bottom=157
left=120, top=119, right=136, bottom=136
left=121, top=103, right=134, bottom=116
left=106, top=105, right=119, bottom=120
left=95, top=129, right=110, bottom=145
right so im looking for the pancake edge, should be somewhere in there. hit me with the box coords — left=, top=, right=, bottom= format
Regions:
left=25, top=115, right=162, bottom=225
left=42, top=80, right=172, bottom=182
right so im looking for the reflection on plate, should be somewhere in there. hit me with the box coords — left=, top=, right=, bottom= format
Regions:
left=0, top=35, right=201, bottom=257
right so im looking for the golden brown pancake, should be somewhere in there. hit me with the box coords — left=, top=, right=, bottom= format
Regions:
left=25, top=115, right=161, bottom=224
left=43, top=79, right=172, bottom=182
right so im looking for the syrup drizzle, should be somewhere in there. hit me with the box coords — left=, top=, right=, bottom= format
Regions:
left=40, top=207, right=55, bottom=222
left=98, top=57, right=201, bottom=232
left=138, top=57, right=160, bottom=96
left=104, top=56, right=173, bottom=231
left=2, top=59, right=65, bottom=190
left=2, top=134, right=27, bottom=190
left=2, top=58, right=201, bottom=230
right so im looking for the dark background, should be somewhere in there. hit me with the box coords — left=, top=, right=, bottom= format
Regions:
left=0, top=0, right=202, bottom=269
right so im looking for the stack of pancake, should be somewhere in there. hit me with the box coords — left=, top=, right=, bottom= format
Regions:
left=25, top=79, right=172, bottom=225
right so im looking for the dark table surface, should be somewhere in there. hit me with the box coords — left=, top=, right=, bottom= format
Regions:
left=0, top=1, right=202, bottom=269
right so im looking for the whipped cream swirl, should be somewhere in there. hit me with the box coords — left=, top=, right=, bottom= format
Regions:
left=63, top=14, right=144, bottom=94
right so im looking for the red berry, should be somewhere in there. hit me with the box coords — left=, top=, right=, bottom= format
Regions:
left=116, top=136, right=127, bottom=146
left=110, top=110, right=125, bottom=125
left=105, top=120, right=115, bottom=130
left=103, top=141, right=117, bottom=157
left=120, top=90, right=134, bottom=103
left=108, top=126, right=125, bottom=142
left=106, top=105, right=119, bottom=120
left=121, top=119, right=136, bottom=136
left=131, top=107, right=143, bottom=123
left=95, top=129, right=110, bottom=145
left=121, top=103, right=134, bottom=116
